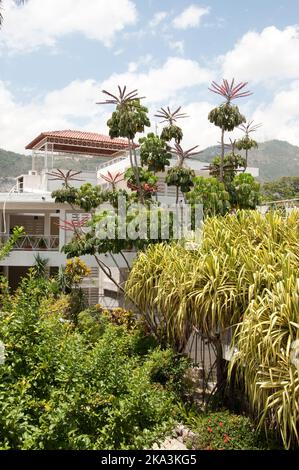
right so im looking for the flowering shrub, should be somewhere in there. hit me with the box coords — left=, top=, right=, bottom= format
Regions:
left=186, top=411, right=271, bottom=450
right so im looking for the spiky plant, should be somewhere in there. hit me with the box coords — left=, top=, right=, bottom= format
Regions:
left=231, top=276, right=299, bottom=449
left=97, top=86, right=150, bottom=203
left=126, top=209, right=299, bottom=446
left=155, top=106, right=188, bottom=144
left=236, top=120, right=262, bottom=170
left=208, top=79, right=252, bottom=182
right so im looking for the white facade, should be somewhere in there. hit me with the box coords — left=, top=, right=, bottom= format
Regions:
left=0, top=136, right=259, bottom=308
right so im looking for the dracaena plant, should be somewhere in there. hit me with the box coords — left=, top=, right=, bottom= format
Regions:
left=236, top=120, right=262, bottom=170
left=165, top=143, right=199, bottom=203
left=47, top=169, right=83, bottom=188
left=97, top=86, right=150, bottom=204
left=155, top=106, right=188, bottom=144
left=170, top=143, right=200, bottom=167
left=208, top=79, right=252, bottom=182
left=99, top=171, right=124, bottom=191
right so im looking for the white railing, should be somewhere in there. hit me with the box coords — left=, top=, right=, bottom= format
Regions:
left=96, top=154, right=128, bottom=172
left=1, top=235, right=59, bottom=251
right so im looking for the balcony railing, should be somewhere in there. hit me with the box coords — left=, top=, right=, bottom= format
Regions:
left=1, top=235, right=60, bottom=251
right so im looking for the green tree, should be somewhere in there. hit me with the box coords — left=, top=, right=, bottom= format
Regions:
left=261, top=176, right=299, bottom=201
left=155, top=106, right=188, bottom=144
left=139, top=133, right=171, bottom=173
left=98, top=87, right=150, bottom=203
left=187, top=176, right=230, bottom=216
left=0, top=226, right=24, bottom=261
left=236, top=120, right=261, bottom=170
left=208, top=79, right=251, bottom=182
left=232, top=173, right=260, bottom=209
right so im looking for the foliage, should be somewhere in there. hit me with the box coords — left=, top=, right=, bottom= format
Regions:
left=107, top=99, right=150, bottom=140
left=0, top=226, right=24, bottom=261
left=209, top=153, right=246, bottom=184
left=61, top=204, right=180, bottom=259
left=208, top=103, right=246, bottom=132
left=124, top=167, right=158, bottom=195
left=209, top=79, right=252, bottom=102
left=233, top=173, right=260, bottom=209
left=126, top=210, right=299, bottom=448
left=0, top=274, right=188, bottom=450
left=160, top=125, right=183, bottom=144
left=64, top=258, right=91, bottom=286
left=139, top=133, right=171, bottom=173
left=236, top=136, right=258, bottom=152
left=230, top=276, right=299, bottom=449
left=33, top=254, right=49, bottom=279
left=262, top=176, right=299, bottom=201
left=155, top=106, right=187, bottom=144
left=99, top=171, right=124, bottom=191
left=184, top=410, right=269, bottom=450
left=166, top=167, right=195, bottom=194
left=187, top=176, right=230, bottom=216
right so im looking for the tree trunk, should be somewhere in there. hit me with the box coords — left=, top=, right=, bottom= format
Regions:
left=220, top=127, right=225, bottom=182
left=244, top=148, right=248, bottom=172
left=128, top=138, right=144, bottom=204
left=211, top=334, right=227, bottom=396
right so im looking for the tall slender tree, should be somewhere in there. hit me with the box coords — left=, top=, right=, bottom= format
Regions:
left=236, top=120, right=262, bottom=171
left=208, top=79, right=252, bottom=182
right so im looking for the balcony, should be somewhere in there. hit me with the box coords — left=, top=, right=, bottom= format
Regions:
left=2, top=234, right=59, bottom=251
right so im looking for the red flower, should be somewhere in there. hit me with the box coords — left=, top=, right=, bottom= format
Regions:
left=223, top=434, right=231, bottom=444
left=219, top=422, right=224, bottom=427
left=207, top=427, right=213, bottom=433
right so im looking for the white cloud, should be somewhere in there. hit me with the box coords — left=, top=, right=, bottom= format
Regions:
left=221, top=26, right=299, bottom=83
left=0, top=79, right=110, bottom=152
left=101, top=57, right=212, bottom=103
left=0, top=0, right=137, bottom=53
left=180, top=101, right=220, bottom=150
left=150, top=11, right=167, bottom=28
left=169, top=40, right=185, bottom=55
left=172, top=5, right=210, bottom=30
left=251, top=81, right=299, bottom=145
left=0, top=56, right=213, bottom=152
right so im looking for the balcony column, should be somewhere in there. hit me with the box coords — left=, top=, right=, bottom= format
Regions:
left=59, top=209, right=66, bottom=251
left=44, top=212, right=51, bottom=238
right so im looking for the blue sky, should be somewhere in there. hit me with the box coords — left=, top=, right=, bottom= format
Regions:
left=1, top=0, right=299, bottom=152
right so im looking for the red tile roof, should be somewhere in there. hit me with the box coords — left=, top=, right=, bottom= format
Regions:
left=26, top=130, right=129, bottom=150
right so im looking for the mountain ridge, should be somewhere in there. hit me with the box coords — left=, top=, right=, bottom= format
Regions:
left=1, top=139, right=299, bottom=190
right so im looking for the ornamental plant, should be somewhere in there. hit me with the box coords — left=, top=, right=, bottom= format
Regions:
left=232, top=173, right=260, bottom=209
left=0, top=274, right=189, bottom=450
left=236, top=120, right=261, bottom=170
left=139, top=133, right=171, bottom=173
left=126, top=210, right=299, bottom=448
left=208, top=79, right=251, bottom=182
left=186, top=176, right=230, bottom=216
left=155, top=106, right=188, bottom=144
left=98, top=87, right=150, bottom=203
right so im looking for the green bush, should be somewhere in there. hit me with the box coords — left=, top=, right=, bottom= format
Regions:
left=185, top=410, right=270, bottom=450
left=0, top=275, right=188, bottom=450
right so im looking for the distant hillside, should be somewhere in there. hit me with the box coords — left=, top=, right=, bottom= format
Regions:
left=1, top=139, right=299, bottom=191
left=199, top=140, right=299, bottom=182
left=0, top=148, right=108, bottom=191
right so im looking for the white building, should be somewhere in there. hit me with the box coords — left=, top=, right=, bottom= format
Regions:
left=0, top=129, right=259, bottom=307
left=0, top=130, right=134, bottom=307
